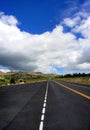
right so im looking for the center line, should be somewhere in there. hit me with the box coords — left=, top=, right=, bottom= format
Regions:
left=54, top=81, right=90, bottom=100
left=42, top=107, right=46, bottom=114
left=39, top=81, right=49, bottom=130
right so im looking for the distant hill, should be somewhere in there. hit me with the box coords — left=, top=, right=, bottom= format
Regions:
left=0, top=71, right=5, bottom=75
left=5, top=72, right=60, bottom=81
left=0, top=71, right=60, bottom=85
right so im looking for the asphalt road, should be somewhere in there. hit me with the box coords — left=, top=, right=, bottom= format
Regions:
left=44, top=81, right=90, bottom=130
left=0, top=82, right=47, bottom=130
left=0, top=80, right=90, bottom=130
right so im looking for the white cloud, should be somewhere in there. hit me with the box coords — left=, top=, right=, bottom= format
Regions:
left=0, top=12, right=18, bottom=26
left=73, top=17, right=90, bottom=38
left=0, top=12, right=90, bottom=73
left=77, top=63, right=90, bottom=70
left=63, top=16, right=81, bottom=27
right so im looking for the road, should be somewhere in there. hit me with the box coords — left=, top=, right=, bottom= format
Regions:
left=0, top=80, right=90, bottom=130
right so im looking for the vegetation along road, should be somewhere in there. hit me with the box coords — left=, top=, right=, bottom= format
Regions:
left=0, top=80, right=90, bottom=130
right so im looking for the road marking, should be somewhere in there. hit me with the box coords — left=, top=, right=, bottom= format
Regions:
left=54, top=81, right=90, bottom=100
left=43, top=103, right=46, bottom=107
left=39, top=122, right=43, bottom=130
left=41, top=114, right=44, bottom=121
left=44, top=99, right=47, bottom=103
left=39, top=81, right=49, bottom=130
left=63, top=81, right=90, bottom=90
left=42, top=108, right=46, bottom=114
left=45, top=96, right=47, bottom=100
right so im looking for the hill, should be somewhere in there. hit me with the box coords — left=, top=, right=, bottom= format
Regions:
left=0, top=71, right=5, bottom=75
left=0, top=71, right=60, bottom=86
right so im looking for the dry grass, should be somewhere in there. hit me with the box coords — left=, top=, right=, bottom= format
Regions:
left=60, top=77, right=90, bottom=85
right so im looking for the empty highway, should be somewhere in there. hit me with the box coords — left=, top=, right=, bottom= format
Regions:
left=0, top=80, right=90, bottom=130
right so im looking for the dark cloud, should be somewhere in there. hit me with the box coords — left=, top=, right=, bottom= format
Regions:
left=77, top=47, right=90, bottom=64
left=0, top=52, right=37, bottom=72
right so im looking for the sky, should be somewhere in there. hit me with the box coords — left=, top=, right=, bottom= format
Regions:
left=0, top=0, right=90, bottom=74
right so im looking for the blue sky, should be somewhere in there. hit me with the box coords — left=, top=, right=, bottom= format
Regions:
left=0, top=0, right=86, bottom=34
left=0, top=0, right=90, bottom=74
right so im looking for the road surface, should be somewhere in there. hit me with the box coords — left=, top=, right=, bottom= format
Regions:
left=0, top=80, right=90, bottom=130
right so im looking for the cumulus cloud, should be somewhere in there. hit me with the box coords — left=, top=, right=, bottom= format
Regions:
left=0, top=12, right=18, bottom=26
left=63, top=16, right=81, bottom=27
left=77, top=47, right=90, bottom=64
left=73, top=17, right=90, bottom=38
left=0, top=11, right=90, bottom=73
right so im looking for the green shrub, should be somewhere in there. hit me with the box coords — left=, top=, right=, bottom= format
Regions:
left=10, top=77, right=15, bottom=84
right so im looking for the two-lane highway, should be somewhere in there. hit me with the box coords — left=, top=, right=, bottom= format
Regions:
left=0, top=80, right=90, bottom=130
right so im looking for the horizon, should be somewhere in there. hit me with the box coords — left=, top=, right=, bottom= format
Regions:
left=0, top=70, right=90, bottom=76
left=0, top=0, right=90, bottom=74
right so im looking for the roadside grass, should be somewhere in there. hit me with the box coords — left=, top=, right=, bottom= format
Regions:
left=16, top=78, right=48, bottom=84
left=0, top=78, right=48, bottom=87
left=0, top=79, right=10, bottom=86
left=57, top=77, right=90, bottom=85
left=0, top=72, right=50, bottom=87
left=24, top=78, right=47, bottom=83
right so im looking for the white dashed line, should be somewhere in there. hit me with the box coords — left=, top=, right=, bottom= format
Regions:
left=44, top=99, right=47, bottom=103
left=39, top=121, right=43, bottom=130
left=42, top=107, right=46, bottom=114
left=44, top=96, right=47, bottom=100
left=39, top=81, right=49, bottom=130
left=43, top=103, right=46, bottom=107
left=41, top=114, right=44, bottom=121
